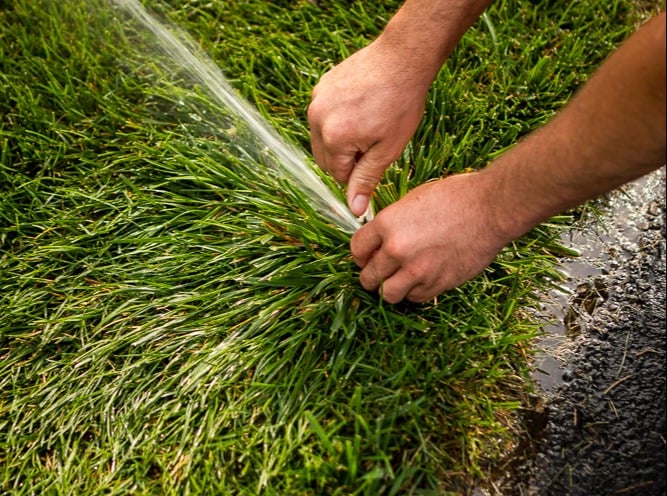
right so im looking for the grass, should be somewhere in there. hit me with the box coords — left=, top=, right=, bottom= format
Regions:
left=0, top=0, right=658, bottom=494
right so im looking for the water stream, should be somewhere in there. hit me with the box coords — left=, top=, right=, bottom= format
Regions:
left=113, top=0, right=360, bottom=234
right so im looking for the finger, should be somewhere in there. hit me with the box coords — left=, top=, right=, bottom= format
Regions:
left=358, top=249, right=400, bottom=292
left=378, top=269, right=420, bottom=304
left=350, top=223, right=382, bottom=267
left=405, top=282, right=438, bottom=304
left=308, top=99, right=360, bottom=182
left=324, top=147, right=356, bottom=184
left=307, top=96, right=325, bottom=165
left=309, top=125, right=327, bottom=171
left=346, top=149, right=390, bottom=216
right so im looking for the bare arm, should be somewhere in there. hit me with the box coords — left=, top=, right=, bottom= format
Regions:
left=351, top=12, right=666, bottom=303
left=487, top=12, right=666, bottom=241
left=308, top=0, right=492, bottom=215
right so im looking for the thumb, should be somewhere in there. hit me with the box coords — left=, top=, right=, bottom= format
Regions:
left=346, top=151, right=390, bottom=216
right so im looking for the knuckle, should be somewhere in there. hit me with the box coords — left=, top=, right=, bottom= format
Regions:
left=353, top=174, right=380, bottom=192
left=320, top=123, right=347, bottom=149
left=306, top=99, right=320, bottom=122
left=349, top=235, right=363, bottom=261
left=382, top=238, right=405, bottom=261
left=330, top=163, right=352, bottom=183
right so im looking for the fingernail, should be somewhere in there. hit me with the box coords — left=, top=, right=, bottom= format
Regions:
left=350, top=194, right=369, bottom=216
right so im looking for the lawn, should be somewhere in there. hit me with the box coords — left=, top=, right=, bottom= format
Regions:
left=0, top=0, right=656, bottom=494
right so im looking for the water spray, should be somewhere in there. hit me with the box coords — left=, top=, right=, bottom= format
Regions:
left=114, top=0, right=361, bottom=234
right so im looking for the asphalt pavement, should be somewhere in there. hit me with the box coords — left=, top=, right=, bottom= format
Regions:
left=500, top=168, right=666, bottom=496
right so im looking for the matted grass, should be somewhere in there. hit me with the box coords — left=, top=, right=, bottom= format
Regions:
left=0, top=0, right=656, bottom=494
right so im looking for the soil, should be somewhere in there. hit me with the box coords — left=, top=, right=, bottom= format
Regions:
left=490, top=168, right=666, bottom=496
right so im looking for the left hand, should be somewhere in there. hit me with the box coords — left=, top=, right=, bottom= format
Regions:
left=350, top=172, right=510, bottom=303
left=307, top=39, right=430, bottom=216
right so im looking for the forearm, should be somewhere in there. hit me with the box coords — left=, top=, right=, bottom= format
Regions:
left=485, top=12, right=666, bottom=241
left=375, top=0, right=493, bottom=89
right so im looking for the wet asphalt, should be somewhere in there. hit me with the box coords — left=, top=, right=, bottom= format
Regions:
left=499, top=168, right=666, bottom=496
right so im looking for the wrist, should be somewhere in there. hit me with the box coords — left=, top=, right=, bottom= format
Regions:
left=476, top=155, right=547, bottom=244
left=374, top=21, right=448, bottom=87
left=374, top=0, right=492, bottom=90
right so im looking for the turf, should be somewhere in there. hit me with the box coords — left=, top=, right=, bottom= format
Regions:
left=0, top=0, right=658, bottom=494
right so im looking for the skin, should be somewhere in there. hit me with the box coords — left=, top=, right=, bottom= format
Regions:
left=309, top=3, right=666, bottom=303
left=308, top=0, right=491, bottom=215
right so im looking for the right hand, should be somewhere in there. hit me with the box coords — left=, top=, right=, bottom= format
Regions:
left=308, top=39, right=430, bottom=216
left=350, top=171, right=512, bottom=303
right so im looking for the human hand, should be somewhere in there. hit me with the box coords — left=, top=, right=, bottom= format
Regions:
left=308, top=39, right=431, bottom=216
left=350, top=172, right=512, bottom=303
